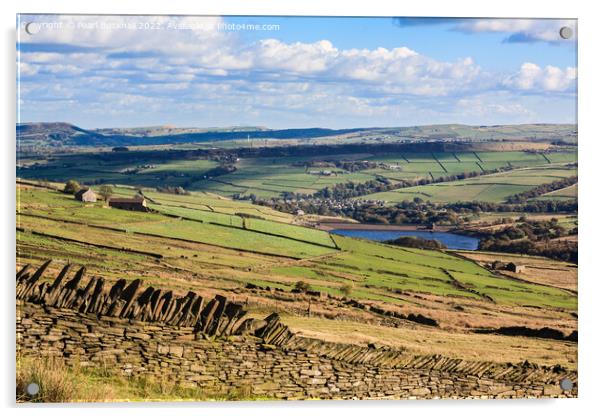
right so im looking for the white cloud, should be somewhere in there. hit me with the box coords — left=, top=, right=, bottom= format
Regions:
left=504, top=63, right=576, bottom=92
left=17, top=15, right=577, bottom=127
left=19, top=15, right=486, bottom=96
left=456, top=95, right=534, bottom=118
left=456, top=19, right=577, bottom=43
left=17, top=61, right=38, bottom=76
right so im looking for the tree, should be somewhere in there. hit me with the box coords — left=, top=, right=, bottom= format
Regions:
left=63, top=180, right=80, bottom=195
left=294, top=281, right=311, bottom=292
left=98, top=185, right=114, bottom=202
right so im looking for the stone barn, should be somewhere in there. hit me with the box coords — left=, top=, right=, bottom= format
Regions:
left=506, top=262, right=526, bottom=273
left=108, top=196, right=148, bottom=212
left=74, top=188, right=97, bottom=203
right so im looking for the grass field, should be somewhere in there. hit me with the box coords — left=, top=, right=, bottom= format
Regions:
left=17, top=185, right=577, bottom=306
left=535, top=183, right=578, bottom=201
left=17, top=155, right=220, bottom=189
left=189, top=150, right=576, bottom=199
left=366, top=165, right=577, bottom=204
left=17, top=149, right=576, bottom=200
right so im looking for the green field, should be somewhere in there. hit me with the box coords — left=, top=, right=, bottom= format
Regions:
left=17, top=185, right=576, bottom=311
left=18, top=149, right=577, bottom=200
left=535, top=183, right=578, bottom=201
left=17, top=189, right=335, bottom=259
left=366, top=165, right=577, bottom=204
left=17, top=155, right=219, bottom=189
left=190, top=150, right=576, bottom=199
left=265, top=236, right=575, bottom=309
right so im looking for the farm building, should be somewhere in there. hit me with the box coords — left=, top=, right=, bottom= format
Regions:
left=74, top=188, right=97, bottom=203
left=108, top=195, right=148, bottom=212
left=506, top=262, right=526, bottom=273
left=489, top=261, right=526, bottom=273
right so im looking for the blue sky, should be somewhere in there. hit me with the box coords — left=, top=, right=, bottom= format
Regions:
left=17, top=15, right=577, bottom=129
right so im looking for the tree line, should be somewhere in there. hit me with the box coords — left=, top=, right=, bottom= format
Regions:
left=505, top=176, right=577, bottom=203
left=253, top=197, right=578, bottom=227
left=460, top=218, right=578, bottom=263
left=305, top=166, right=513, bottom=200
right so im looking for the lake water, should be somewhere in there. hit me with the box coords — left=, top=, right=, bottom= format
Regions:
left=330, top=229, right=480, bottom=251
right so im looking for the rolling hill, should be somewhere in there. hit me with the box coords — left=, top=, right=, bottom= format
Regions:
left=17, top=122, right=577, bottom=150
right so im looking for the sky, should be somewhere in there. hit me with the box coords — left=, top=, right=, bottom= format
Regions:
left=17, top=15, right=577, bottom=129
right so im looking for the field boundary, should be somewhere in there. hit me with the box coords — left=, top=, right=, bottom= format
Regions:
left=16, top=211, right=307, bottom=260
left=155, top=210, right=339, bottom=250
left=16, top=227, right=163, bottom=259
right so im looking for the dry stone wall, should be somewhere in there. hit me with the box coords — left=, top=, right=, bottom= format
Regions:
left=16, top=261, right=577, bottom=400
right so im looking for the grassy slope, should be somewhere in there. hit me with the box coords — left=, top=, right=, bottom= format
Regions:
left=16, top=185, right=575, bottom=310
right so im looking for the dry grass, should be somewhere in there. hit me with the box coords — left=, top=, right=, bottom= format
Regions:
left=468, top=141, right=551, bottom=151
left=16, top=356, right=263, bottom=403
left=16, top=357, right=115, bottom=403
left=279, top=315, right=577, bottom=370
left=457, top=251, right=577, bottom=291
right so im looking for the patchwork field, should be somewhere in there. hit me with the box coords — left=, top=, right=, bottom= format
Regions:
left=18, top=148, right=577, bottom=201
left=366, top=165, right=577, bottom=204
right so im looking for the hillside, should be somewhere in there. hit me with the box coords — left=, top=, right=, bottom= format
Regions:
left=17, top=122, right=368, bottom=149
left=94, top=125, right=269, bottom=137
left=16, top=183, right=577, bottom=370
left=16, top=122, right=577, bottom=151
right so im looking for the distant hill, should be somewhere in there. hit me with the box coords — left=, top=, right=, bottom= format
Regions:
left=16, top=122, right=577, bottom=151
left=93, top=125, right=270, bottom=137
left=17, top=122, right=102, bottom=142
left=16, top=122, right=370, bottom=149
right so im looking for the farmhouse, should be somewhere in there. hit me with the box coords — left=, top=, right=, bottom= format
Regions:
left=108, top=195, right=148, bottom=212
left=74, top=188, right=97, bottom=203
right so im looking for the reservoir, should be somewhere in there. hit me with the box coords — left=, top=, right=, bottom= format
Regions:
left=329, top=229, right=480, bottom=251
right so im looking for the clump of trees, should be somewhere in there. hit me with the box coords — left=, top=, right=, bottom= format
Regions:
left=98, top=185, right=114, bottom=201
left=463, top=218, right=577, bottom=263
left=294, top=281, right=312, bottom=292
left=385, top=236, right=447, bottom=250
left=203, top=164, right=237, bottom=178
left=156, top=186, right=189, bottom=195
left=63, top=180, right=80, bottom=194
left=445, top=200, right=578, bottom=214
left=253, top=196, right=577, bottom=228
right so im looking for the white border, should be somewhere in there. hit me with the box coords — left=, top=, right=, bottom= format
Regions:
left=2, top=1, right=600, bottom=415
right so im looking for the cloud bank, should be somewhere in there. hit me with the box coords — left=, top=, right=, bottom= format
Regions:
left=17, top=15, right=577, bottom=128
